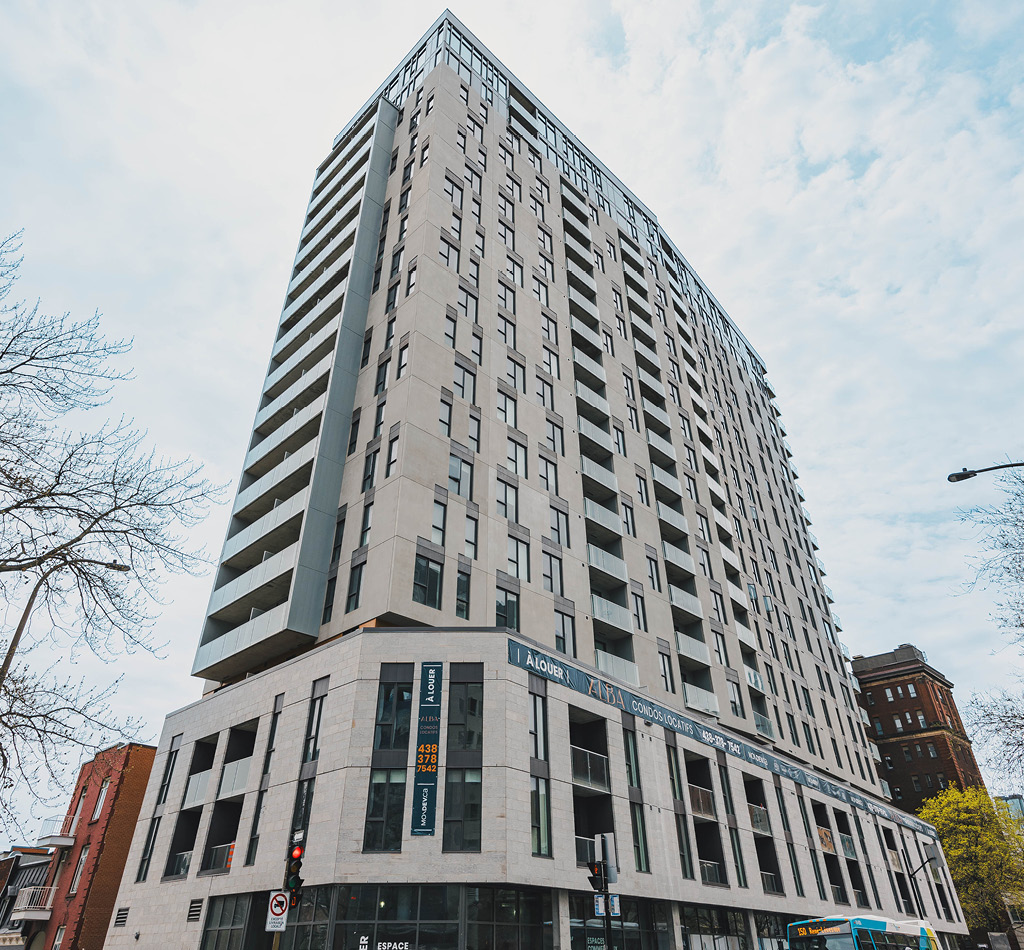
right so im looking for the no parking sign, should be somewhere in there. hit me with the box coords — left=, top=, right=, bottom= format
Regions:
left=266, top=891, right=289, bottom=932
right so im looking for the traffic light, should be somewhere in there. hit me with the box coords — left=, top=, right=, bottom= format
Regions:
left=286, top=844, right=305, bottom=906
left=587, top=860, right=606, bottom=892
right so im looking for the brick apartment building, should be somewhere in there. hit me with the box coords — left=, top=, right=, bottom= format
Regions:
left=852, top=644, right=984, bottom=813
left=8, top=743, right=155, bottom=950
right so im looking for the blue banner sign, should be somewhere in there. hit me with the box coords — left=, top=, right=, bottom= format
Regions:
left=410, top=662, right=443, bottom=836
left=506, top=638, right=935, bottom=839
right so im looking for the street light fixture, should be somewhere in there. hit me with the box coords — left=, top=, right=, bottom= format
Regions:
left=948, top=462, right=1024, bottom=483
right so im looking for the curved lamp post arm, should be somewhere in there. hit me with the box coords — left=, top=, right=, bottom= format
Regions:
left=0, top=559, right=130, bottom=693
left=948, top=461, right=1024, bottom=483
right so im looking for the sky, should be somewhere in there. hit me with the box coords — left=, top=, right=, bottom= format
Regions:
left=0, top=0, right=1022, bottom=839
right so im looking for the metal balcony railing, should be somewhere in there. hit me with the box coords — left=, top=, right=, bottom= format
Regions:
left=202, top=842, right=235, bottom=872
left=12, top=886, right=56, bottom=914
left=699, top=860, right=723, bottom=885
left=761, top=871, right=783, bottom=895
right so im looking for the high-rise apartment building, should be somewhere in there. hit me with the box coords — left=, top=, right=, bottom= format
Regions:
left=106, top=13, right=968, bottom=950
left=852, top=644, right=985, bottom=814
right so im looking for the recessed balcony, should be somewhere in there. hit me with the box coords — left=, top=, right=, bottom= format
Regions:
left=591, top=595, right=633, bottom=636
left=683, top=682, right=719, bottom=716
left=594, top=648, right=640, bottom=686
left=587, top=545, right=629, bottom=584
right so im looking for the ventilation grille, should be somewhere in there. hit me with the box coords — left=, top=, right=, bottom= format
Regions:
left=113, top=908, right=129, bottom=927
left=187, top=899, right=203, bottom=922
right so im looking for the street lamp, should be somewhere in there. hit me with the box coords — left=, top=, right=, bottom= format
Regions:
left=0, top=559, right=131, bottom=692
left=948, top=461, right=1024, bottom=483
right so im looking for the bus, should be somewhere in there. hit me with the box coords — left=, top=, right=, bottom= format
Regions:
left=788, top=916, right=940, bottom=950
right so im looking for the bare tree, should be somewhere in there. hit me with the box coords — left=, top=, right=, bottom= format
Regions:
left=0, top=230, right=223, bottom=819
left=962, top=468, right=1024, bottom=782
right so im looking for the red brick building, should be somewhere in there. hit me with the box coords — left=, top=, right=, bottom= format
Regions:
left=852, top=643, right=984, bottom=813
left=11, top=743, right=155, bottom=950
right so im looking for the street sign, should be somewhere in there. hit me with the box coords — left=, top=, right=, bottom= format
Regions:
left=594, top=894, right=606, bottom=917
left=266, top=891, right=289, bottom=932
left=608, top=894, right=621, bottom=917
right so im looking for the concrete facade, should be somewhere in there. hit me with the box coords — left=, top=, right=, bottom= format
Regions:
left=106, top=12, right=970, bottom=950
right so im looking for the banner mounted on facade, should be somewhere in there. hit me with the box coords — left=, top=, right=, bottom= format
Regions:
left=410, top=661, right=443, bottom=836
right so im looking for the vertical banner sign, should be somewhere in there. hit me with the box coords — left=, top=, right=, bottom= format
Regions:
left=410, top=662, right=443, bottom=835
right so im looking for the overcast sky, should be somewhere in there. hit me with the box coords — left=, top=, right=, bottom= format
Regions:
left=1, top=0, right=1022, bottom=841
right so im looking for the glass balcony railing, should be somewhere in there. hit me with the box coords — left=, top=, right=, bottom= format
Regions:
left=748, top=803, right=771, bottom=835
left=169, top=850, right=193, bottom=877
left=753, top=712, right=775, bottom=739
left=182, top=769, right=211, bottom=808
left=688, top=784, right=716, bottom=820
left=831, top=883, right=849, bottom=904
left=587, top=545, right=628, bottom=582
left=675, top=631, right=711, bottom=666
left=682, top=682, right=719, bottom=716
left=575, top=835, right=596, bottom=866
left=570, top=745, right=610, bottom=792
left=591, top=595, right=632, bottom=633
left=699, top=859, right=723, bottom=885
left=202, top=842, right=235, bottom=872
left=217, top=757, right=252, bottom=798
left=594, top=649, right=640, bottom=686
left=761, top=871, right=784, bottom=895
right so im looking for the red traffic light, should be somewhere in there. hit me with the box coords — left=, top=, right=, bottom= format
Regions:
left=291, top=845, right=304, bottom=860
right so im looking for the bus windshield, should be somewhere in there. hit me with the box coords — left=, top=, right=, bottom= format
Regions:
left=789, top=935, right=857, bottom=950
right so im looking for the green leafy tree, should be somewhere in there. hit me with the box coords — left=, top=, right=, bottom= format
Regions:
left=918, top=786, right=1024, bottom=933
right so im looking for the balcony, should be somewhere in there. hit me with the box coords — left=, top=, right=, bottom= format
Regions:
left=831, top=884, right=849, bottom=905
left=817, top=827, right=836, bottom=855
left=571, top=315, right=602, bottom=352
left=727, top=579, right=750, bottom=610
left=571, top=745, right=611, bottom=793
left=720, top=543, right=741, bottom=573
left=575, top=835, right=597, bottom=866
left=583, top=497, right=623, bottom=537
left=641, top=397, right=671, bottom=429
left=859, top=707, right=871, bottom=726
left=839, top=833, right=857, bottom=860
left=656, top=502, right=689, bottom=536
left=652, top=465, right=683, bottom=498
left=10, top=887, right=56, bottom=922
left=183, top=769, right=212, bottom=809
left=567, top=259, right=597, bottom=295
left=646, top=429, right=677, bottom=463
left=735, top=620, right=757, bottom=651
left=573, top=347, right=606, bottom=385
left=699, top=860, right=723, bottom=885
left=587, top=545, right=629, bottom=584
left=591, top=594, right=633, bottom=635
left=748, top=803, right=772, bottom=835
left=37, top=813, right=78, bottom=848
left=662, top=541, right=696, bottom=577
left=580, top=455, right=618, bottom=495
left=676, top=631, right=711, bottom=666
left=637, top=368, right=665, bottom=400
left=753, top=711, right=775, bottom=739
left=568, top=286, right=600, bottom=324
left=168, top=850, right=193, bottom=877
left=761, top=871, right=784, bottom=895
left=870, top=744, right=882, bottom=763
left=578, top=416, right=615, bottom=455
left=683, top=682, right=719, bottom=716
left=202, top=842, right=236, bottom=873
left=669, top=585, right=704, bottom=621
left=594, top=649, right=640, bottom=686
left=744, top=666, right=766, bottom=694
left=217, top=756, right=253, bottom=799
left=575, top=380, right=610, bottom=419
left=633, top=339, right=661, bottom=372
left=688, top=784, right=717, bottom=820
left=563, top=229, right=592, bottom=264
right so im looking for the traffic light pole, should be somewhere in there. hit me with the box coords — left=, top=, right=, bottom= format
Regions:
left=602, top=884, right=613, bottom=950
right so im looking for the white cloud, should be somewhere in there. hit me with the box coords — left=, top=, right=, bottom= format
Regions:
left=0, top=0, right=1021, bottom=837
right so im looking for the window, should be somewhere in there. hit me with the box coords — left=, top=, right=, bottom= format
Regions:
left=530, top=776, right=552, bottom=857
left=373, top=678, right=413, bottom=751
left=506, top=357, right=526, bottom=392
left=555, top=611, right=576, bottom=656
left=444, top=178, right=463, bottom=209
left=135, top=816, right=161, bottom=882
left=412, top=555, right=443, bottom=609
left=359, top=502, right=373, bottom=546
left=456, top=570, right=471, bottom=619
left=647, top=556, right=661, bottom=592
left=385, top=436, right=399, bottom=476
left=927, top=742, right=937, bottom=758
left=449, top=455, right=473, bottom=498
left=660, top=653, right=675, bottom=693
left=614, top=426, right=627, bottom=455
left=533, top=277, right=549, bottom=306
left=498, top=219, right=515, bottom=250
left=613, top=289, right=624, bottom=311
left=496, top=391, right=517, bottom=428
left=622, top=503, right=636, bottom=537
left=360, top=331, right=372, bottom=367
left=454, top=364, right=476, bottom=403
left=432, top=501, right=447, bottom=546
left=632, top=592, right=648, bottom=631
left=496, top=588, right=519, bottom=631
left=542, top=553, right=563, bottom=595
left=439, top=238, right=459, bottom=270
left=373, top=401, right=386, bottom=438
left=630, top=801, right=650, bottom=872
left=497, top=481, right=519, bottom=521
left=506, top=257, right=524, bottom=287
left=908, top=682, right=917, bottom=697
left=536, top=377, right=554, bottom=409
left=91, top=778, right=110, bottom=820
left=545, top=420, right=564, bottom=455
left=507, top=536, right=530, bottom=580
left=362, top=769, right=406, bottom=852
left=714, top=631, right=729, bottom=666
left=550, top=507, right=569, bottom=546
left=468, top=415, right=480, bottom=452
left=498, top=281, right=516, bottom=314
left=538, top=457, right=558, bottom=495
left=637, top=475, right=650, bottom=505
left=474, top=230, right=484, bottom=256
left=507, top=438, right=527, bottom=476
left=711, top=590, right=727, bottom=623
left=347, top=413, right=361, bottom=455
left=375, top=360, right=390, bottom=395
left=542, top=347, right=559, bottom=379
left=465, top=165, right=482, bottom=193
left=362, top=450, right=378, bottom=492
left=542, top=312, right=558, bottom=344
left=458, top=288, right=478, bottom=322
left=346, top=562, right=364, bottom=612
left=52, top=928, right=66, bottom=950
left=623, top=374, right=635, bottom=400
left=69, top=845, right=90, bottom=894
left=439, top=399, right=452, bottom=437
left=442, top=768, right=482, bottom=852
left=529, top=693, right=548, bottom=760
left=538, top=227, right=552, bottom=252
left=497, top=314, right=516, bottom=348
